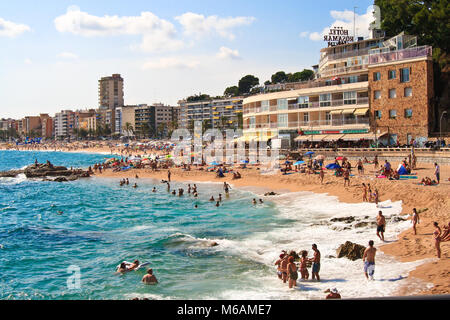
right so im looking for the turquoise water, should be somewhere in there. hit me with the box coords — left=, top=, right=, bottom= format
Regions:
left=0, top=150, right=289, bottom=300
left=0, top=151, right=430, bottom=299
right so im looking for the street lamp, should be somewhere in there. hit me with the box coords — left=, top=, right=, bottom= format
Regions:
left=440, top=111, right=448, bottom=147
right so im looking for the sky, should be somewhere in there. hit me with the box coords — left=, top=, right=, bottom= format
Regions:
left=0, top=0, right=376, bottom=119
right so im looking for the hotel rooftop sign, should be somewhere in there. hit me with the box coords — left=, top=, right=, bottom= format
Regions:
left=324, top=27, right=354, bottom=47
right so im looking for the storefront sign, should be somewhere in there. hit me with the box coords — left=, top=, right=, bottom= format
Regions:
left=303, top=129, right=369, bottom=135
left=324, top=27, right=354, bottom=47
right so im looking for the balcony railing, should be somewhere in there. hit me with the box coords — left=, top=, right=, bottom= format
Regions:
left=244, top=97, right=369, bottom=114
left=319, top=47, right=372, bottom=68
left=244, top=117, right=370, bottom=130
left=319, top=64, right=368, bottom=77
left=369, top=46, right=432, bottom=65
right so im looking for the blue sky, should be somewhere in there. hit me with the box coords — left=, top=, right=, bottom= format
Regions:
left=0, top=0, right=375, bottom=118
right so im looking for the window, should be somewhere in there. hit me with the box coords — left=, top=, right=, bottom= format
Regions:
left=303, top=113, right=309, bottom=123
left=400, top=68, right=410, bottom=83
left=404, top=87, right=412, bottom=97
left=319, top=93, right=331, bottom=107
left=389, top=110, right=397, bottom=119
left=375, top=110, right=382, bottom=119
left=348, top=75, right=358, bottom=83
left=277, top=99, right=288, bottom=110
left=373, top=72, right=381, bottom=81
left=343, top=91, right=357, bottom=105
left=374, top=90, right=381, bottom=100
left=388, top=70, right=396, bottom=80
left=298, top=96, right=309, bottom=108
left=389, top=89, right=396, bottom=99
left=249, top=117, right=256, bottom=129
left=277, top=114, right=288, bottom=128
left=261, top=100, right=269, bottom=112
left=405, top=109, right=413, bottom=118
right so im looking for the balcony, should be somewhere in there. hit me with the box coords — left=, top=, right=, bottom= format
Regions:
left=319, top=64, right=368, bottom=77
left=243, top=117, right=370, bottom=130
left=369, top=45, right=432, bottom=65
left=319, top=47, right=372, bottom=68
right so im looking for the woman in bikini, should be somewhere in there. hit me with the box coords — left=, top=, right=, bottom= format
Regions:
left=433, top=222, right=442, bottom=259
left=300, top=251, right=309, bottom=280
left=287, top=256, right=298, bottom=289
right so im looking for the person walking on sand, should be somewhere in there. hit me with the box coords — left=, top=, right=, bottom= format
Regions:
left=310, top=244, right=321, bottom=282
left=361, top=183, right=368, bottom=202
left=412, top=208, right=420, bottom=235
left=376, top=211, right=386, bottom=242
left=287, top=256, right=298, bottom=289
left=363, top=240, right=377, bottom=280
left=433, top=222, right=442, bottom=259
left=343, top=168, right=350, bottom=187
left=434, top=163, right=440, bottom=184
left=319, top=168, right=324, bottom=184
left=168, top=169, right=171, bottom=182
left=374, top=188, right=380, bottom=207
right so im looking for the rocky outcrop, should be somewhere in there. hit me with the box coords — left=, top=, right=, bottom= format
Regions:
left=264, top=192, right=278, bottom=196
left=331, top=216, right=356, bottom=224
left=0, top=163, right=90, bottom=182
left=336, top=241, right=366, bottom=261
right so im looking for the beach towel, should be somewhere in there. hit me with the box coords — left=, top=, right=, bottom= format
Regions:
left=397, top=165, right=408, bottom=175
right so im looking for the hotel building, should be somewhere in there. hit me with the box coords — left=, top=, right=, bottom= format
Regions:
left=178, top=97, right=243, bottom=130
left=242, top=32, right=434, bottom=146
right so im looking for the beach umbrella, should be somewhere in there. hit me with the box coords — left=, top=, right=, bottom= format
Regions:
left=284, top=161, right=291, bottom=165
left=336, top=156, right=344, bottom=160
left=241, top=160, right=249, bottom=164
left=294, top=161, right=305, bottom=166
left=210, top=161, right=220, bottom=166
left=304, top=151, right=315, bottom=156
left=326, top=163, right=341, bottom=170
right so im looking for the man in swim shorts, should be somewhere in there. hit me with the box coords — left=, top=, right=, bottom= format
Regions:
left=363, top=240, right=377, bottom=280
left=376, top=211, right=386, bottom=241
left=310, top=244, right=321, bottom=281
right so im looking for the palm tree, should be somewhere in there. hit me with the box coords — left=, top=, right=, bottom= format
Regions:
left=123, top=122, right=134, bottom=137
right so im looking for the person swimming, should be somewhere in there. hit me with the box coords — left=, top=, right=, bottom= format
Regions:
left=152, top=187, right=157, bottom=193
left=209, top=196, right=215, bottom=202
left=133, top=183, right=138, bottom=188
left=215, top=201, right=220, bottom=207
left=252, top=199, right=257, bottom=205
left=142, top=268, right=158, bottom=284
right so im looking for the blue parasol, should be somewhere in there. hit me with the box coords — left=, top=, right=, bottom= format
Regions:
left=294, top=161, right=305, bottom=166
left=326, top=163, right=341, bottom=170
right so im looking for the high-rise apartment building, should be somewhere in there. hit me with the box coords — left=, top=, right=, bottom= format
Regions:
left=98, top=74, right=124, bottom=110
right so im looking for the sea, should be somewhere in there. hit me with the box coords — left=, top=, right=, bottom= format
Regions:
left=0, top=150, right=434, bottom=300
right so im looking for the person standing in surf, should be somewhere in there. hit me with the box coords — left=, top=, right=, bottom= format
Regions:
left=310, top=244, right=321, bottom=282
left=287, top=256, right=298, bottom=289
left=280, top=254, right=289, bottom=284
left=376, top=211, right=386, bottom=242
left=275, top=254, right=285, bottom=280
left=142, top=269, right=158, bottom=284
left=363, top=240, right=377, bottom=280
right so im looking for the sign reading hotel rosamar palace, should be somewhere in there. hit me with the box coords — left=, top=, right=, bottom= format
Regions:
left=324, top=27, right=354, bottom=47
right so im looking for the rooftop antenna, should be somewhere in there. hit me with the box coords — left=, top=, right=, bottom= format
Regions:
left=353, top=6, right=358, bottom=40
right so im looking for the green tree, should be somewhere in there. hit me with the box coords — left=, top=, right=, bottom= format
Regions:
left=287, top=69, right=314, bottom=82
left=238, top=75, right=259, bottom=94
left=123, top=122, right=134, bottom=137
left=271, top=71, right=288, bottom=84
left=224, top=86, right=240, bottom=97
left=375, top=0, right=449, bottom=67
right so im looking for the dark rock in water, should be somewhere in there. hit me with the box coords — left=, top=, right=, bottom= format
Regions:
left=331, top=216, right=355, bottom=224
left=336, top=241, right=366, bottom=261
left=209, top=242, right=219, bottom=247
left=354, top=221, right=377, bottom=228
left=325, top=255, right=336, bottom=259
left=264, top=191, right=278, bottom=196
left=1, top=163, right=90, bottom=181
left=390, top=216, right=406, bottom=223
left=53, top=177, right=69, bottom=182
left=0, top=169, right=24, bottom=178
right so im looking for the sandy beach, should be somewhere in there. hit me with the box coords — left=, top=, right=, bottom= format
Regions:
left=2, top=142, right=449, bottom=296
left=98, top=161, right=449, bottom=296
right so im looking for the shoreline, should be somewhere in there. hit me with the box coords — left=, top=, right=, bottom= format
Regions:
left=1, top=147, right=449, bottom=296
left=94, top=165, right=449, bottom=296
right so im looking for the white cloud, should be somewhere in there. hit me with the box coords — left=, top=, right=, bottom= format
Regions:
left=57, top=52, right=79, bottom=59
left=24, top=58, right=32, bottom=65
left=216, top=46, right=240, bottom=60
left=54, top=6, right=183, bottom=53
left=301, top=5, right=375, bottom=42
left=299, top=31, right=309, bottom=38
left=0, top=17, right=31, bottom=37
left=142, top=57, right=200, bottom=70
left=175, top=12, right=255, bottom=40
